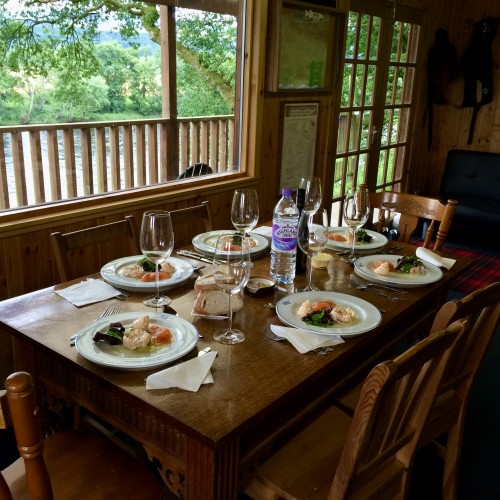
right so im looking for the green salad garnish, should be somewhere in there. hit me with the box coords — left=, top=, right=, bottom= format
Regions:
left=396, top=255, right=423, bottom=273
left=139, top=257, right=159, bottom=272
left=355, top=229, right=373, bottom=244
left=301, top=308, right=335, bottom=328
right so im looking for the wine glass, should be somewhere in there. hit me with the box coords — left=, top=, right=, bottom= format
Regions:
left=297, top=208, right=329, bottom=291
left=343, top=186, right=370, bottom=261
left=231, top=189, right=259, bottom=235
left=299, top=176, right=322, bottom=214
left=213, top=233, right=252, bottom=344
left=140, top=210, right=174, bottom=308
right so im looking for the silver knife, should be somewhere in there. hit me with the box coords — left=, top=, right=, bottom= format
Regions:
left=176, top=250, right=213, bottom=263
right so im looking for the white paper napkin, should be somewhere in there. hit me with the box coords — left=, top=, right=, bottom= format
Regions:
left=270, top=325, right=344, bottom=354
left=55, top=278, right=124, bottom=307
left=146, top=351, right=217, bottom=392
left=416, top=247, right=456, bottom=270
left=252, top=226, right=272, bottom=239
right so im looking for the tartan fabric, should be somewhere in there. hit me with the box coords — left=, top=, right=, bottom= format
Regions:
left=410, top=239, right=500, bottom=295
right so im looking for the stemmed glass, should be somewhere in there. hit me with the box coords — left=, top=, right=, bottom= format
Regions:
left=231, top=189, right=259, bottom=235
left=299, top=176, right=322, bottom=214
left=297, top=208, right=329, bottom=291
left=213, top=234, right=252, bottom=344
left=140, top=210, right=174, bottom=308
left=343, top=185, right=370, bottom=261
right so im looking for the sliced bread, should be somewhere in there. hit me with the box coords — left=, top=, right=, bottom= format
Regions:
left=193, top=274, right=220, bottom=292
left=193, top=290, right=243, bottom=315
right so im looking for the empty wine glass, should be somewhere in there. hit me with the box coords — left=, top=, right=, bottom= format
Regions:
left=140, top=210, right=174, bottom=308
left=297, top=209, right=329, bottom=291
left=299, top=176, right=322, bottom=214
left=231, top=189, right=259, bottom=235
left=213, top=234, right=252, bottom=344
left=343, top=186, right=370, bottom=261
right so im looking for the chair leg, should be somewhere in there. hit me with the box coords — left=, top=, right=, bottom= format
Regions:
left=442, top=415, right=466, bottom=500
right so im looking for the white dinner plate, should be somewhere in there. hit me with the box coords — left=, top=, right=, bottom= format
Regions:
left=326, top=228, right=388, bottom=252
left=100, top=256, right=193, bottom=293
left=354, top=254, right=443, bottom=288
left=75, top=312, right=199, bottom=370
left=276, top=291, right=382, bottom=338
left=192, top=230, right=269, bottom=257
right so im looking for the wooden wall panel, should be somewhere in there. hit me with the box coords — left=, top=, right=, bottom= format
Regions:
left=410, top=0, right=500, bottom=194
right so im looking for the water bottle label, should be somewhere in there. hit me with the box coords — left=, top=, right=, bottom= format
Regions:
left=272, top=221, right=298, bottom=252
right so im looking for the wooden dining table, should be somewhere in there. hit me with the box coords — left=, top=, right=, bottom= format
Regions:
left=0, top=240, right=474, bottom=499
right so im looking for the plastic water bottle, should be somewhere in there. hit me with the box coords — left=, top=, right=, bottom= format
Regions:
left=270, top=188, right=299, bottom=286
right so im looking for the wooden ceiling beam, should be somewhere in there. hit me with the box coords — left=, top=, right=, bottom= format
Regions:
left=149, top=0, right=239, bottom=16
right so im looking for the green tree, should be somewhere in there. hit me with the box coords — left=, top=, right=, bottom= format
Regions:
left=129, top=55, right=162, bottom=116
left=50, top=72, right=110, bottom=121
left=0, top=0, right=237, bottom=117
left=94, top=42, right=137, bottom=112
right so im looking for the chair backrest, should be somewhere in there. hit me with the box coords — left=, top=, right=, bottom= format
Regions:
left=176, top=163, right=213, bottom=179
left=368, top=190, right=458, bottom=250
left=169, top=201, right=214, bottom=248
left=50, top=215, right=139, bottom=282
left=1, top=372, right=53, bottom=499
left=430, top=282, right=500, bottom=395
left=330, top=321, right=464, bottom=499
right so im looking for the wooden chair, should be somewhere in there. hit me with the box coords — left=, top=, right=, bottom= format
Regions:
left=0, top=372, right=164, bottom=500
left=418, top=281, right=500, bottom=499
left=50, top=215, right=139, bottom=281
left=245, top=321, right=463, bottom=500
left=169, top=201, right=214, bottom=248
left=367, top=189, right=458, bottom=251
left=332, top=282, right=500, bottom=500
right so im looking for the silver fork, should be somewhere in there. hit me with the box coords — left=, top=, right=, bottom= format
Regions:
left=266, top=327, right=333, bottom=356
left=265, top=328, right=285, bottom=342
left=349, top=276, right=399, bottom=301
left=350, top=275, right=408, bottom=294
left=70, top=305, right=123, bottom=345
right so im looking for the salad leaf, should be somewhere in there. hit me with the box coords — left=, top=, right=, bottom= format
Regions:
left=93, top=322, right=125, bottom=345
left=301, top=309, right=335, bottom=327
left=396, top=255, right=423, bottom=273
left=355, top=229, right=373, bottom=244
left=139, top=257, right=158, bottom=272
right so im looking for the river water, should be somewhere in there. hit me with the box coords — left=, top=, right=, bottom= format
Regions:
left=2, top=128, right=154, bottom=209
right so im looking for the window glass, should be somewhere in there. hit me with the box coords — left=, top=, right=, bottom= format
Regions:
left=0, top=1, right=241, bottom=211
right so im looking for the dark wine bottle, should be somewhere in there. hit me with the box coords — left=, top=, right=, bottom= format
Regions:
left=295, top=187, right=307, bottom=274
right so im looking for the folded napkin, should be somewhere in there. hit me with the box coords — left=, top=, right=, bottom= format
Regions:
left=270, top=325, right=344, bottom=354
left=416, top=247, right=456, bottom=270
left=55, top=278, right=124, bottom=307
left=252, top=226, right=272, bottom=239
left=146, top=351, right=217, bottom=392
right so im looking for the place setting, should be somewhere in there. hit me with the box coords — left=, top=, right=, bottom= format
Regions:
left=353, top=250, right=449, bottom=288
left=190, top=188, right=270, bottom=260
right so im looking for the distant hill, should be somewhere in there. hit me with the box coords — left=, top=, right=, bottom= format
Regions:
left=96, top=30, right=159, bottom=52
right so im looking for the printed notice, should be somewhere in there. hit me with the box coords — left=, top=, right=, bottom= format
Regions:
left=279, top=103, right=318, bottom=191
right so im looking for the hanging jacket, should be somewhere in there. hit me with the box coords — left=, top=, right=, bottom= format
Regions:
left=461, top=16, right=498, bottom=143
left=427, top=28, right=459, bottom=148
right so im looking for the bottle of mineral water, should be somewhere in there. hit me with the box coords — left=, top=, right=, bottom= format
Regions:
left=270, top=188, right=299, bottom=286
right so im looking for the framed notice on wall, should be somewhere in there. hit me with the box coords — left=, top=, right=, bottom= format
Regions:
left=266, top=0, right=344, bottom=92
left=279, top=103, right=319, bottom=191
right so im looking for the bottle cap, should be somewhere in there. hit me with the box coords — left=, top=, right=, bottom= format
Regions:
left=282, top=188, right=293, bottom=196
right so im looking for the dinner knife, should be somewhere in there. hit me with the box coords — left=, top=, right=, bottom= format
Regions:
left=176, top=250, right=214, bottom=263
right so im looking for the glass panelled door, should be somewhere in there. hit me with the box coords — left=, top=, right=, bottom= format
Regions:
left=330, top=1, right=421, bottom=226
left=378, top=20, right=420, bottom=191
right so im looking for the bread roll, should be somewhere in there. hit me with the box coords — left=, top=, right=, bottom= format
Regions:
left=193, top=290, right=243, bottom=315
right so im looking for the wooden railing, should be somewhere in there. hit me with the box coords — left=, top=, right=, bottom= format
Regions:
left=0, top=115, right=235, bottom=211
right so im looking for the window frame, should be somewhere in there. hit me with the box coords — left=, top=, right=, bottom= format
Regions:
left=0, top=0, right=254, bottom=223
